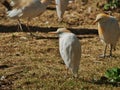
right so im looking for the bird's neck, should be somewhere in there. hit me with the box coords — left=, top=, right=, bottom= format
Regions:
left=59, top=33, right=70, bottom=38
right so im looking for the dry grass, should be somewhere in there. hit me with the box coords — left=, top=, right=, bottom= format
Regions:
left=0, top=0, right=120, bottom=89
left=0, top=31, right=120, bottom=90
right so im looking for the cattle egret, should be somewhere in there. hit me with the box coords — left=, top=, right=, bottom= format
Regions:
left=93, top=13, right=120, bottom=58
left=1, top=0, right=51, bottom=36
left=49, top=28, right=81, bottom=77
left=55, top=0, right=69, bottom=22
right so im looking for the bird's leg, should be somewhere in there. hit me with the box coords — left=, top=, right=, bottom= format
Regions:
left=11, top=19, right=23, bottom=40
left=26, top=18, right=31, bottom=33
left=58, top=18, right=63, bottom=23
left=26, top=18, right=35, bottom=37
left=17, top=19, right=23, bottom=32
left=71, top=69, right=78, bottom=79
left=99, top=44, right=107, bottom=58
left=113, top=47, right=116, bottom=51
left=113, top=44, right=116, bottom=51
left=66, top=67, right=69, bottom=78
left=104, top=44, right=107, bottom=57
left=109, top=44, right=113, bottom=57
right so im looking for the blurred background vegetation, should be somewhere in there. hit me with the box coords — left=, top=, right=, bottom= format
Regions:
left=104, top=0, right=120, bottom=10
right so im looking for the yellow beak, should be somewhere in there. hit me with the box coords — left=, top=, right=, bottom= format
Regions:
left=51, top=1, right=58, bottom=5
left=92, top=20, right=98, bottom=25
left=48, top=31, right=57, bottom=34
left=92, top=18, right=100, bottom=25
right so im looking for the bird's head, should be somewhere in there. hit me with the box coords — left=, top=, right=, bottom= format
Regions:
left=93, top=13, right=110, bottom=24
left=41, top=0, right=51, bottom=4
left=41, top=0, right=57, bottom=5
left=49, top=28, right=71, bottom=35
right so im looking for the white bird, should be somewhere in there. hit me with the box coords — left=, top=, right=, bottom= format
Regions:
left=49, top=28, right=81, bottom=77
left=2, top=0, right=51, bottom=36
left=55, top=0, right=69, bottom=22
left=93, top=13, right=120, bottom=58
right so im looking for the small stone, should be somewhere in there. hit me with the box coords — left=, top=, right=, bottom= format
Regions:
left=0, top=76, right=5, bottom=81
left=20, top=36, right=28, bottom=41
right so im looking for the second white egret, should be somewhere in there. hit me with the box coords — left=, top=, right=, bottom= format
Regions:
left=49, top=28, right=81, bottom=77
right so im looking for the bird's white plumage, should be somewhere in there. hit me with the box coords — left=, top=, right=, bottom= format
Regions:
left=55, top=0, right=69, bottom=21
left=7, top=8, right=23, bottom=18
left=7, top=0, right=50, bottom=19
left=56, top=28, right=81, bottom=76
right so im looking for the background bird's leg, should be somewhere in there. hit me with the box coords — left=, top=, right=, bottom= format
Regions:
left=100, top=44, right=107, bottom=58
left=109, top=44, right=113, bottom=57
left=66, top=67, right=69, bottom=78
left=104, top=44, right=107, bottom=57
left=17, top=19, right=23, bottom=32
left=26, top=18, right=35, bottom=37
left=11, top=19, right=23, bottom=40
left=113, top=44, right=116, bottom=51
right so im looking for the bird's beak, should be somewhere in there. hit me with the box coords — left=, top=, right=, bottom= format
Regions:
left=48, top=31, right=57, bottom=34
left=51, top=3, right=57, bottom=5
left=54, top=3, right=58, bottom=5
left=51, top=1, right=57, bottom=5
left=92, top=19, right=98, bottom=25
left=69, top=0, right=74, bottom=4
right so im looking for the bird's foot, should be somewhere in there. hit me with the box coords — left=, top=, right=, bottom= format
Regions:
left=58, top=18, right=63, bottom=23
left=27, top=32, right=37, bottom=39
left=99, top=54, right=113, bottom=58
left=99, top=54, right=106, bottom=58
left=73, top=74, right=78, bottom=78
left=109, top=54, right=112, bottom=58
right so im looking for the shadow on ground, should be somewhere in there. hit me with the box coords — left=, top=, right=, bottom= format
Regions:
left=0, top=24, right=98, bottom=34
left=0, top=24, right=98, bottom=39
left=79, top=78, right=120, bottom=87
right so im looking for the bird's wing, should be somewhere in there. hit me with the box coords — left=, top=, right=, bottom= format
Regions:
left=59, top=36, right=72, bottom=67
left=7, top=8, right=23, bottom=18
left=100, top=17, right=120, bottom=44
left=59, top=34, right=81, bottom=68
left=109, top=18, right=120, bottom=39
left=106, top=17, right=120, bottom=33
left=110, top=18, right=120, bottom=32
left=7, top=0, right=38, bottom=17
left=10, top=0, right=35, bottom=9
left=69, top=35, right=81, bottom=64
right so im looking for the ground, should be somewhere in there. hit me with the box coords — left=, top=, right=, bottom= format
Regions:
left=0, top=0, right=120, bottom=90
